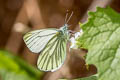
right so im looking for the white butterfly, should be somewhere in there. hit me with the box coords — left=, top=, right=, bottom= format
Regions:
left=23, top=12, right=73, bottom=72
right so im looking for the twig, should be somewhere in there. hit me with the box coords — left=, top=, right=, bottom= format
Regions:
left=6, top=0, right=46, bottom=58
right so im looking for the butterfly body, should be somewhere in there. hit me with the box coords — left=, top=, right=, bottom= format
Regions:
left=58, top=24, right=70, bottom=40
left=23, top=24, right=70, bottom=72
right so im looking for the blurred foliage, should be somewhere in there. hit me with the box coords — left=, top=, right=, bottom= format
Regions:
left=75, top=75, right=97, bottom=80
left=0, top=50, right=43, bottom=80
left=59, top=75, right=97, bottom=80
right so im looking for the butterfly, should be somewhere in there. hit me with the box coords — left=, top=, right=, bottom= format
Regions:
left=23, top=12, right=73, bottom=72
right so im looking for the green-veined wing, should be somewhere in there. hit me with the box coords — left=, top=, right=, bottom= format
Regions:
left=23, top=28, right=68, bottom=71
left=37, top=32, right=67, bottom=71
left=23, top=29, right=58, bottom=53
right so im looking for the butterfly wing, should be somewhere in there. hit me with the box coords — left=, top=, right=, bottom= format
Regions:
left=23, top=29, right=58, bottom=53
left=37, top=32, right=67, bottom=72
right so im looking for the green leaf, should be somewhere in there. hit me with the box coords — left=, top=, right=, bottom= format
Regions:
left=0, top=50, right=43, bottom=80
left=77, top=7, right=120, bottom=80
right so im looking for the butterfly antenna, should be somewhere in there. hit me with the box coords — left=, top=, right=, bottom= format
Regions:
left=65, top=10, right=69, bottom=23
left=66, top=11, right=73, bottom=24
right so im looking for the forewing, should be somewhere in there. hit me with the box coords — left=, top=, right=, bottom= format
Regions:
left=37, top=35, right=67, bottom=72
left=23, top=29, right=58, bottom=53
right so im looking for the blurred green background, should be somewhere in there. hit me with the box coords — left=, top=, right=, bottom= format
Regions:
left=0, top=50, right=43, bottom=80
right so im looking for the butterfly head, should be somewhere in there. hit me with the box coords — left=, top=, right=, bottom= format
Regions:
left=60, top=24, right=68, bottom=32
left=58, top=24, right=70, bottom=40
